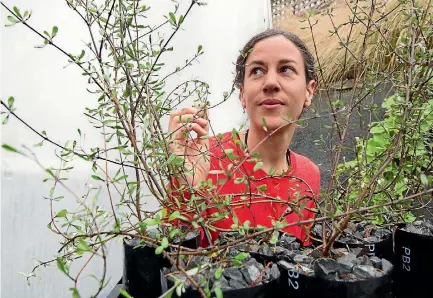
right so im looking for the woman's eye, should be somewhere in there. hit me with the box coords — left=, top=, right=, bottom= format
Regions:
left=252, top=67, right=264, bottom=75
left=281, top=66, right=293, bottom=73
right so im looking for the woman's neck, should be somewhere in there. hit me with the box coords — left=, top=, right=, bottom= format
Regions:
left=242, top=125, right=295, bottom=174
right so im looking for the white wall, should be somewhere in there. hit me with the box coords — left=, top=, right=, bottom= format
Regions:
left=1, top=0, right=272, bottom=297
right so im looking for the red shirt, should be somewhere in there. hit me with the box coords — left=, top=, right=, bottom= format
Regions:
left=169, top=131, right=320, bottom=247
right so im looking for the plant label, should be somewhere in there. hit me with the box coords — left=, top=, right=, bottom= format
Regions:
left=402, top=246, right=411, bottom=271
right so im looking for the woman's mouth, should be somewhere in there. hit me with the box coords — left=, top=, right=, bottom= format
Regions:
left=260, top=99, right=284, bottom=109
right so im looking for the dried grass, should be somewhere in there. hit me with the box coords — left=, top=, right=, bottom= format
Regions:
left=274, top=0, right=432, bottom=88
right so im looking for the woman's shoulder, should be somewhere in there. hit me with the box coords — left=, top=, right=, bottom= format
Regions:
left=290, top=151, right=321, bottom=194
left=291, top=151, right=320, bottom=174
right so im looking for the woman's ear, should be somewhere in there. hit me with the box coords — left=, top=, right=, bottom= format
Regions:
left=304, top=80, right=316, bottom=108
left=240, top=85, right=246, bottom=109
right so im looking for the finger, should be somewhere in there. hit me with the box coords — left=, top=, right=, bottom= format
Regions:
left=169, top=123, right=206, bottom=153
left=170, top=108, right=199, bottom=120
left=187, top=123, right=208, bottom=138
left=170, top=112, right=206, bottom=125
left=192, top=117, right=208, bottom=129
left=169, top=113, right=207, bottom=134
left=172, top=113, right=197, bottom=125
left=171, top=123, right=190, bottom=141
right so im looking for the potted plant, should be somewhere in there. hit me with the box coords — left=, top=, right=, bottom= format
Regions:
left=271, top=0, right=433, bottom=297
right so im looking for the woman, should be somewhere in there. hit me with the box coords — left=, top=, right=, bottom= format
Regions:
left=167, top=29, right=320, bottom=247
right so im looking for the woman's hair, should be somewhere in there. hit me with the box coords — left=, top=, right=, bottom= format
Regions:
left=234, top=29, right=317, bottom=88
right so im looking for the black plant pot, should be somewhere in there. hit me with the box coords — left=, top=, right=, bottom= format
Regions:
left=393, top=223, right=433, bottom=298
left=122, top=238, right=164, bottom=298
left=122, top=229, right=202, bottom=298
left=278, top=263, right=394, bottom=298
left=165, top=274, right=280, bottom=298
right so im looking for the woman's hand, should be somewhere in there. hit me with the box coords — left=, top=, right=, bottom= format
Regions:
left=168, top=106, right=210, bottom=190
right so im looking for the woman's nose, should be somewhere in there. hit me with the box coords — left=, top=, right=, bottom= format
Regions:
left=262, top=71, right=280, bottom=93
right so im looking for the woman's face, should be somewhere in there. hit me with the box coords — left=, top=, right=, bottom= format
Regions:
left=240, top=35, right=316, bottom=132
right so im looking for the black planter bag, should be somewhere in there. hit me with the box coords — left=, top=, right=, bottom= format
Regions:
left=277, top=264, right=393, bottom=298
left=334, top=236, right=394, bottom=263
left=122, top=230, right=201, bottom=298
left=165, top=275, right=280, bottom=298
left=122, top=238, right=164, bottom=298
left=393, top=223, right=433, bottom=298
left=163, top=245, right=281, bottom=298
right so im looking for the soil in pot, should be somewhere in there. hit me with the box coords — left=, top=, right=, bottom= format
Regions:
left=313, top=221, right=394, bottom=262
left=219, top=231, right=303, bottom=263
left=172, top=227, right=201, bottom=249
left=162, top=252, right=281, bottom=298
left=393, top=219, right=433, bottom=298
left=277, top=246, right=394, bottom=298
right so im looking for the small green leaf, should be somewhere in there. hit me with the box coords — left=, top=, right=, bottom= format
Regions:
left=161, top=237, right=169, bottom=249
left=169, top=228, right=180, bottom=239
left=7, top=16, right=16, bottom=23
left=299, top=199, right=308, bottom=210
left=253, top=162, right=263, bottom=172
left=168, top=211, right=180, bottom=221
left=139, top=221, right=147, bottom=232
left=215, top=266, right=223, bottom=280
left=214, top=287, right=223, bottom=298
left=114, top=175, right=128, bottom=182
left=155, top=246, right=164, bottom=254
left=119, top=289, right=133, bottom=298
left=176, top=283, right=183, bottom=297
left=421, top=173, right=428, bottom=186
left=197, top=45, right=203, bottom=53
left=234, top=252, right=249, bottom=262
left=179, top=15, right=184, bottom=24
left=52, top=26, right=58, bottom=36
left=13, top=6, right=22, bottom=18
left=168, top=211, right=188, bottom=222
left=257, top=184, right=267, bottom=191
left=8, top=96, right=14, bottom=107
left=55, top=209, right=68, bottom=218
left=77, top=239, right=91, bottom=252
left=78, top=50, right=85, bottom=59
left=234, top=177, right=244, bottom=184
left=161, top=208, right=168, bottom=219
left=272, top=220, right=288, bottom=230
left=262, top=118, right=268, bottom=132
left=270, top=234, right=278, bottom=245
left=2, top=144, right=18, bottom=153
left=33, top=141, right=44, bottom=147
left=169, top=12, right=176, bottom=25
left=47, top=222, right=55, bottom=232
left=56, top=257, right=67, bottom=274
left=91, top=175, right=104, bottom=181
left=69, top=288, right=81, bottom=298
